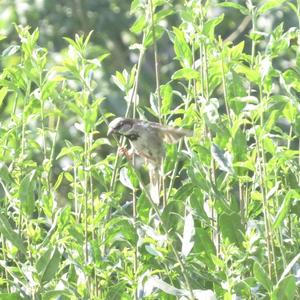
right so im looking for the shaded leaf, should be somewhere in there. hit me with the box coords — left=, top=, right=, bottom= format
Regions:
left=278, top=253, right=300, bottom=283
left=212, top=144, right=233, bottom=174
left=253, top=261, right=272, bottom=292
left=0, top=214, right=26, bottom=254
left=219, top=212, right=243, bottom=246
left=19, top=171, right=36, bottom=216
left=272, top=275, right=296, bottom=300
left=37, top=247, right=61, bottom=284
left=273, top=190, right=298, bottom=229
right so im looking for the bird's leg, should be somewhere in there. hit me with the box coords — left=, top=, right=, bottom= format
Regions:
left=118, top=146, right=133, bottom=161
left=118, top=147, right=144, bottom=169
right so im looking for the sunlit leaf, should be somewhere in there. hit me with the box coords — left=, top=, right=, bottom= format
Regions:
left=273, top=190, right=299, bottom=229
left=172, top=68, right=200, bottom=81
left=218, top=2, right=248, bottom=15
left=181, top=204, right=195, bottom=257
left=258, top=0, right=287, bottom=14
left=173, top=27, right=192, bottom=67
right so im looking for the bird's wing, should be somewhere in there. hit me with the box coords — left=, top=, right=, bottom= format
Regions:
left=150, top=123, right=192, bottom=144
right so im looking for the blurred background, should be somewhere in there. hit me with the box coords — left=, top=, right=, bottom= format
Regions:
left=0, top=0, right=298, bottom=116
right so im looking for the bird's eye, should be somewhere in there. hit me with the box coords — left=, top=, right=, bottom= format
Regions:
left=115, top=122, right=124, bottom=130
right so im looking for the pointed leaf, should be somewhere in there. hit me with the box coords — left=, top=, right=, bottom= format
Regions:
left=273, top=190, right=298, bottom=229
left=181, top=204, right=195, bottom=257
left=0, top=214, right=26, bottom=254
left=37, top=247, right=61, bottom=284
left=19, top=171, right=36, bottom=215
left=219, top=212, right=243, bottom=246
left=272, top=275, right=296, bottom=300
left=212, top=144, right=233, bottom=174
left=120, top=167, right=135, bottom=190
left=253, top=261, right=272, bottom=292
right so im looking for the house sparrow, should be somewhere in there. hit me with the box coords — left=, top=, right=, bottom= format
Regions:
left=107, top=117, right=192, bottom=204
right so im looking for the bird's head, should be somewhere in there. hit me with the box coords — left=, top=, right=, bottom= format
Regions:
left=107, top=117, right=135, bottom=137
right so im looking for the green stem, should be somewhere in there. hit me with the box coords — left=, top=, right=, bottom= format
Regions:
left=129, top=163, right=195, bottom=300
left=149, top=0, right=162, bottom=122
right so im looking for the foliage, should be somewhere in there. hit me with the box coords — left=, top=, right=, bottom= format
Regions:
left=0, top=0, right=299, bottom=299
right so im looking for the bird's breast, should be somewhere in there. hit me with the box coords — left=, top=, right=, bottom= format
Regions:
left=130, top=135, right=163, bottom=164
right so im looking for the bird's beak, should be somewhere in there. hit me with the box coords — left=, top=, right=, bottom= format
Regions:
left=107, top=127, right=115, bottom=136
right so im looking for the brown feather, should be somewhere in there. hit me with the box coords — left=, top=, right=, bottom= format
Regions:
left=158, top=127, right=193, bottom=144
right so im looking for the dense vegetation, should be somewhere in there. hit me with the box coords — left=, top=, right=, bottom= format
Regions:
left=0, top=0, right=299, bottom=299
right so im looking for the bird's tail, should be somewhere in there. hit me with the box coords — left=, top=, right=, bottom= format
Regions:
left=148, top=163, right=160, bottom=205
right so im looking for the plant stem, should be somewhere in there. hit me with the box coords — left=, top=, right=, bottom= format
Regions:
left=149, top=0, right=162, bottom=122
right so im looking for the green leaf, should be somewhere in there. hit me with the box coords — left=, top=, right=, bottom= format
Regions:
left=258, top=0, right=287, bottom=14
left=149, top=277, right=185, bottom=296
left=19, top=171, right=36, bottom=216
left=160, top=84, right=172, bottom=115
left=232, top=128, right=247, bottom=163
left=2, top=45, right=20, bottom=56
left=155, top=8, right=174, bottom=22
left=172, top=68, right=200, bottom=81
left=219, top=212, right=244, bottom=246
left=190, top=188, right=210, bottom=222
left=84, top=106, right=98, bottom=133
left=37, top=247, right=61, bottom=284
left=235, top=64, right=261, bottom=83
left=0, top=87, right=8, bottom=107
left=41, top=290, right=72, bottom=300
left=272, top=275, right=296, bottom=300
left=282, top=69, right=300, bottom=92
left=279, top=253, right=300, bottom=283
left=218, top=2, right=249, bottom=15
left=0, top=214, right=26, bottom=254
left=144, top=25, right=164, bottom=47
left=119, top=167, right=135, bottom=190
left=211, top=144, right=233, bottom=174
left=264, top=109, right=282, bottom=132
left=56, top=145, right=83, bottom=160
left=0, top=294, right=23, bottom=300
left=295, top=115, right=300, bottom=137
left=253, top=261, right=273, bottom=292
left=130, top=15, right=146, bottom=34
left=130, top=0, right=142, bottom=12
left=203, top=98, right=219, bottom=125
left=194, top=227, right=216, bottom=268
left=273, top=190, right=298, bottom=229
left=230, top=41, right=245, bottom=60
left=53, top=172, right=64, bottom=191
left=173, top=27, right=192, bottom=67
left=181, top=204, right=195, bottom=257
left=145, top=244, right=163, bottom=257
left=0, top=163, right=12, bottom=184
left=194, top=227, right=216, bottom=255
left=203, top=14, right=224, bottom=41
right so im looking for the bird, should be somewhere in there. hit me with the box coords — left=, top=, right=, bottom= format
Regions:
left=107, top=117, right=192, bottom=204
